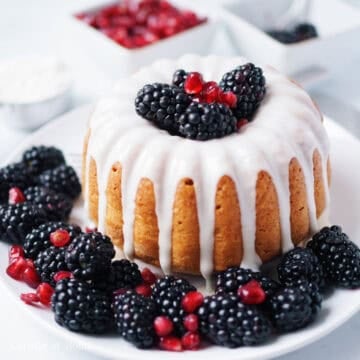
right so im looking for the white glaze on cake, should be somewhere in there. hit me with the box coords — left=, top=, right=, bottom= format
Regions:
left=84, top=55, right=330, bottom=280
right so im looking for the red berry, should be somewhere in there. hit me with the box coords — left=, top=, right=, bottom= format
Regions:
left=237, top=118, right=249, bottom=129
left=220, top=91, right=237, bottom=108
left=37, top=283, right=54, bottom=306
left=6, top=257, right=27, bottom=280
left=159, top=336, right=183, bottom=352
left=238, top=280, right=266, bottom=305
left=53, top=271, right=73, bottom=282
left=202, top=81, right=220, bottom=104
left=50, top=229, right=71, bottom=247
left=181, top=332, right=201, bottom=350
left=9, top=245, right=25, bottom=263
left=184, top=72, right=204, bottom=95
left=181, top=291, right=204, bottom=313
left=183, top=314, right=199, bottom=332
left=23, top=266, right=41, bottom=289
left=20, top=293, right=39, bottom=305
left=135, top=283, right=152, bottom=297
left=141, top=267, right=157, bottom=285
left=154, top=316, right=174, bottom=337
left=8, top=187, right=25, bottom=205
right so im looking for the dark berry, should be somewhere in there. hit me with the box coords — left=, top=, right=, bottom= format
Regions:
left=22, top=145, right=65, bottom=175
left=152, top=275, right=196, bottom=335
left=172, top=69, right=188, bottom=89
left=35, top=246, right=68, bottom=286
left=92, top=259, right=142, bottom=294
left=269, top=287, right=313, bottom=333
left=113, top=291, right=157, bottom=348
left=294, top=23, right=318, bottom=41
left=178, top=102, right=237, bottom=140
left=52, top=278, right=113, bottom=334
left=198, top=293, right=271, bottom=347
left=267, top=30, right=298, bottom=44
left=24, top=186, right=73, bottom=221
left=294, top=279, right=323, bottom=320
left=277, top=247, right=325, bottom=289
left=38, top=165, right=81, bottom=200
left=219, top=63, right=266, bottom=119
left=23, top=222, right=82, bottom=260
left=0, top=203, right=48, bottom=244
left=307, top=226, right=360, bottom=288
left=0, top=163, right=32, bottom=203
left=65, top=232, right=115, bottom=281
left=135, top=83, right=191, bottom=134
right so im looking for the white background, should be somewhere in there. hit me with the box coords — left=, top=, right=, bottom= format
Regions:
left=0, top=0, right=359, bottom=359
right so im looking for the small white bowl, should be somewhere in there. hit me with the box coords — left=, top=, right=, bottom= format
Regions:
left=64, top=0, right=218, bottom=79
left=221, top=0, right=360, bottom=75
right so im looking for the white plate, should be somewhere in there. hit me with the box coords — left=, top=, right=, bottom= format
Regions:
left=0, top=105, right=359, bottom=360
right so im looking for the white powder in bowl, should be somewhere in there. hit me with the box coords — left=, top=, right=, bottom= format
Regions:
left=0, top=57, right=71, bottom=104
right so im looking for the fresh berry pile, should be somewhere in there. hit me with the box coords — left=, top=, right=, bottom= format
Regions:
left=1, top=148, right=359, bottom=351
left=75, top=0, right=206, bottom=49
left=267, top=22, right=318, bottom=44
left=135, top=64, right=266, bottom=140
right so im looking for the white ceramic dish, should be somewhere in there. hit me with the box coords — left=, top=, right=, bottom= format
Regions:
left=64, top=0, right=218, bottom=79
left=0, top=105, right=359, bottom=360
left=221, top=0, right=360, bottom=76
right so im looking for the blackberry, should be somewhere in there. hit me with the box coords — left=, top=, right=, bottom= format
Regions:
left=277, top=247, right=325, bottom=289
left=65, top=232, right=115, bottom=281
left=172, top=69, right=188, bottom=89
left=267, top=30, right=298, bottom=44
left=216, top=267, right=280, bottom=299
left=38, top=165, right=81, bottom=200
left=0, top=203, right=48, bottom=244
left=269, top=287, right=313, bottom=333
left=52, top=278, right=113, bottom=334
left=23, top=221, right=82, bottom=260
left=114, top=291, right=157, bottom=348
left=0, top=162, right=32, bottom=203
left=307, top=226, right=360, bottom=288
left=197, top=293, right=272, bottom=347
left=35, top=246, right=68, bottom=286
left=24, top=186, right=73, bottom=221
left=295, top=279, right=323, bottom=320
left=178, top=102, right=237, bottom=140
left=135, top=83, right=191, bottom=134
left=93, top=259, right=142, bottom=294
left=152, top=275, right=196, bottom=335
left=219, top=63, right=266, bottom=119
left=22, top=145, right=65, bottom=175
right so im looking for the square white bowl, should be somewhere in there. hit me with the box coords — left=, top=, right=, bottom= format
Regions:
left=64, top=0, right=218, bottom=79
left=221, top=0, right=360, bottom=75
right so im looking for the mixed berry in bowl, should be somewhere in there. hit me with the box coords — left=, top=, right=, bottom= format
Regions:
left=75, top=0, right=207, bottom=49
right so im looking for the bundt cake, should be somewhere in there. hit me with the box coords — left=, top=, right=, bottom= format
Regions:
left=82, top=55, right=330, bottom=280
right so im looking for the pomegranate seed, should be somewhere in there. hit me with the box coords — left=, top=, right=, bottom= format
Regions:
left=154, top=316, right=174, bottom=337
left=159, top=336, right=183, bottom=352
left=135, top=283, right=152, bottom=297
left=6, top=257, right=27, bottom=280
left=184, top=72, right=204, bottom=95
left=8, top=245, right=25, bottom=263
left=8, top=187, right=25, bottom=204
left=53, top=271, right=73, bottom=282
left=23, top=267, right=41, bottom=289
left=202, top=81, right=220, bottom=104
left=220, top=91, right=237, bottom=108
left=141, top=268, right=156, bottom=285
left=37, top=283, right=54, bottom=306
left=85, top=227, right=98, bottom=233
left=237, top=118, right=249, bottom=129
left=181, top=332, right=201, bottom=350
left=181, top=291, right=204, bottom=313
left=20, top=293, right=40, bottom=305
left=50, top=229, right=71, bottom=247
left=238, top=280, right=266, bottom=305
left=183, top=314, right=199, bottom=332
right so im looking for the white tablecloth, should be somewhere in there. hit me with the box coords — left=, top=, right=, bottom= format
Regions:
left=0, top=0, right=359, bottom=359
